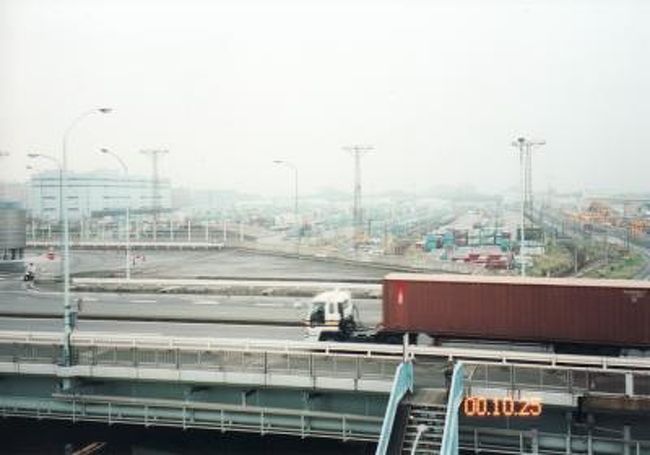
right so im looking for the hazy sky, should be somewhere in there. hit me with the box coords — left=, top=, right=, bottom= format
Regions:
left=1, top=0, right=649, bottom=196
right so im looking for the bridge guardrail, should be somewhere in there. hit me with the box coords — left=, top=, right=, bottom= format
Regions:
left=2, top=330, right=650, bottom=371
left=3, top=330, right=650, bottom=396
left=460, top=426, right=650, bottom=455
left=73, top=343, right=401, bottom=382
left=0, top=332, right=402, bottom=389
left=0, top=393, right=383, bottom=442
left=464, top=362, right=650, bottom=400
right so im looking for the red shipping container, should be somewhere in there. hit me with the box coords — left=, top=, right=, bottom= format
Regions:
left=382, top=273, right=650, bottom=347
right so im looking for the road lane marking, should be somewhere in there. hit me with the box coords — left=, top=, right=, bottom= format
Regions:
left=193, top=300, right=221, bottom=305
left=130, top=299, right=157, bottom=304
left=82, top=297, right=99, bottom=302
left=254, top=303, right=285, bottom=308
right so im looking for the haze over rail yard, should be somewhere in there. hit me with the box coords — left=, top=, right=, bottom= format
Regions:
left=2, top=1, right=650, bottom=454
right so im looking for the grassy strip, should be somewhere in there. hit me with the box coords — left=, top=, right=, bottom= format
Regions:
left=529, top=243, right=574, bottom=277
left=582, top=252, right=646, bottom=279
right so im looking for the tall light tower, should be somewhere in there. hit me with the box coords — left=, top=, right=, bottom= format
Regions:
left=343, top=145, right=373, bottom=251
left=140, top=149, right=169, bottom=241
left=511, top=137, right=545, bottom=276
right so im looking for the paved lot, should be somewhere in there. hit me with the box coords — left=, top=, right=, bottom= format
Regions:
left=25, top=248, right=392, bottom=280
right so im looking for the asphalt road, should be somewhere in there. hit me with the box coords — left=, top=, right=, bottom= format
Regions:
left=0, top=271, right=382, bottom=327
left=0, top=317, right=305, bottom=340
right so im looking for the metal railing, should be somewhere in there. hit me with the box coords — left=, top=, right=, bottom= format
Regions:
left=0, top=393, right=383, bottom=442
left=460, top=426, right=650, bottom=455
left=464, top=362, right=650, bottom=399
left=2, top=330, right=650, bottom=399
left=27, top=240, right=225, bottom=250
left=2, top=330, right=650, bottom=373
left=0, top=331, right=402, bottom=391
left=72, top=343, right=400, bottom=381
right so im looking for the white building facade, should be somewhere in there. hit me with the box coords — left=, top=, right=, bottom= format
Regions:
left=28, top=170, right=171, bottom=221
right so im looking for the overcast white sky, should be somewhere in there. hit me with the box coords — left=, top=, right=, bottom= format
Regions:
left=1, top=0, right=649, bottom=196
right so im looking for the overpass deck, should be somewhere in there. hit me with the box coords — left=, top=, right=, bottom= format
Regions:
left=1, top=330, right=650, bottom=447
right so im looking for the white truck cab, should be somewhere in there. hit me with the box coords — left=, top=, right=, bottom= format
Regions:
left=304, top=290, right=356, bottom=341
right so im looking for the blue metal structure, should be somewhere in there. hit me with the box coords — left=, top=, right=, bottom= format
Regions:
left=440, top=362, right=465, bottom=455
left=375, top=361, right=414, bottom=455
left=2, top=331, right=650, bottom=450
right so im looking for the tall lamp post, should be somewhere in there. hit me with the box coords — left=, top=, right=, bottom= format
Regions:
left=273, top=160, right=299, bottom=256
left=511, top=137, right=545, bottom=277
left=60, top=108, right=112, bottom=368
left=100, top=148, right=130, bottom=280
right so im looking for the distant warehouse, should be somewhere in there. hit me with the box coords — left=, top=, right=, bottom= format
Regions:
left=27, top=170, right=171, bottom=221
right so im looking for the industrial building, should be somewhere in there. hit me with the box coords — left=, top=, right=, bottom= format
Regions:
left=27, top=170, right=172, bottom=221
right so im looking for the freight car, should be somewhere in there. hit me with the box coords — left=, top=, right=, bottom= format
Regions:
left=305, top=273, right=650, bottom=354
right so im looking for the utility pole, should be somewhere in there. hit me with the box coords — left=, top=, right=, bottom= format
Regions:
left=343, top=145, right=373, bottom=253
left=511, top=137, right=545, bottom=277
left=140, top=149, right=169, bottom=242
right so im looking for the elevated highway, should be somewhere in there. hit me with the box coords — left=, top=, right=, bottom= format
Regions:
left=1, top=329, right=650, bottom=451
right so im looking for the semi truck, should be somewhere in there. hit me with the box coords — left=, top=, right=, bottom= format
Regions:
left=305, top=273, right=650, bottom=353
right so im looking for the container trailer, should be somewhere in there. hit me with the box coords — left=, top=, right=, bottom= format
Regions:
left=305, top=273, right=650, bottom=353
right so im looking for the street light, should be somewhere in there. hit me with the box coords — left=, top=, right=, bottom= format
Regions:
left=60, top=108, right=112, bottom=369
left=100, top=148, right=131, bottom=280
left=511, top=137, right=545, bottom=277
left=273, top=160, right=299, bottom=255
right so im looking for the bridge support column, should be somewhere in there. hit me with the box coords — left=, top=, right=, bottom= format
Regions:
left=242, top=389, right=257, bottom=407
left=625, top=373, right=634, bottom=397
left=565, top=412, right=572, bottom=454
left=624, top=425, right=631, bottom=455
